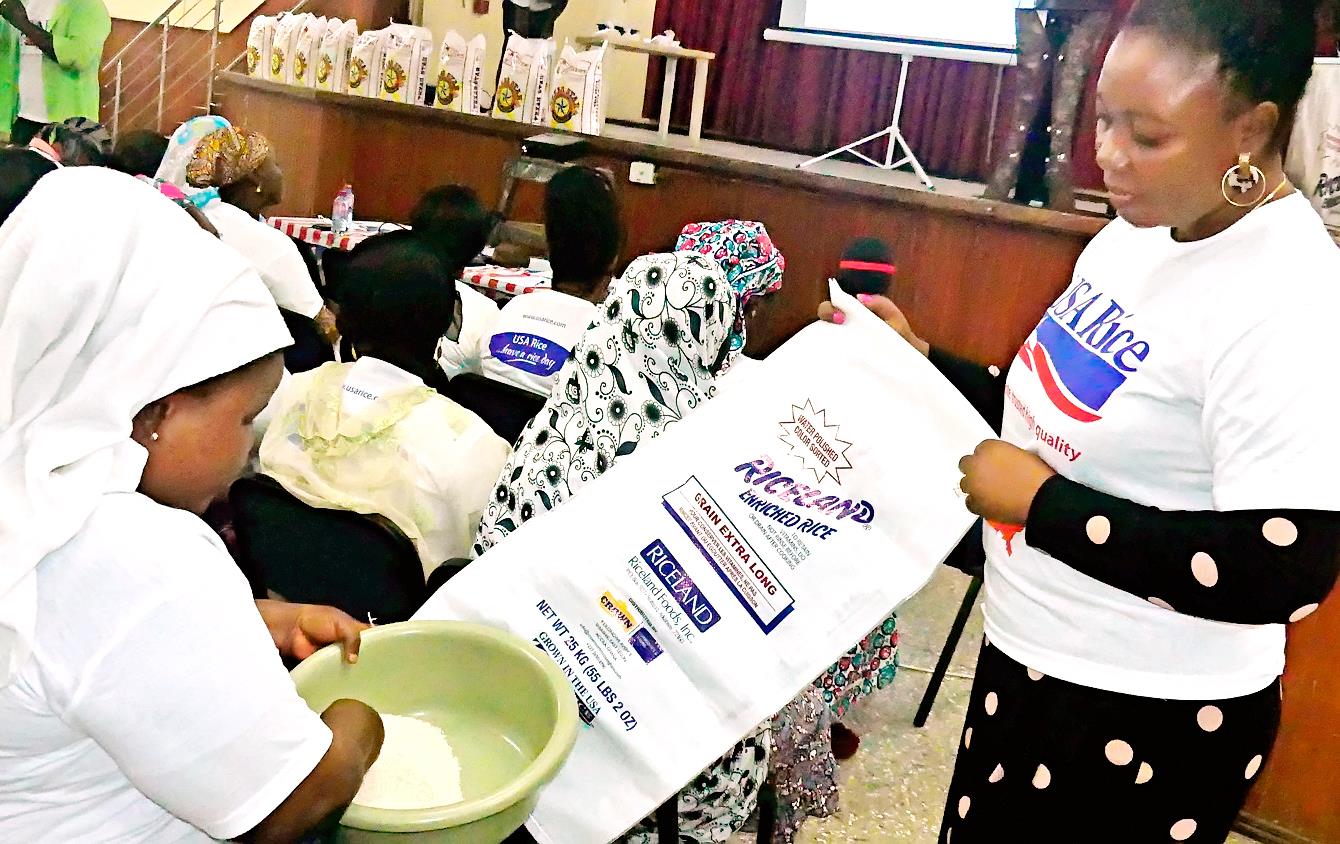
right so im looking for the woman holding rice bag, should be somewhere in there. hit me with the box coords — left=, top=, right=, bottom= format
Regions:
left=823, top=1, right=1340, bottom=839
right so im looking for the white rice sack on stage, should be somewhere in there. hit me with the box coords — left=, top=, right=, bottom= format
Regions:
left=245, top=16, right=274, bottom=78
left=434, top=31, right=486, bottom=114
left=348, top=29, right=388, bottom=98
left=379, top=24, right=434, bottom=105
left=269, top=13, right=308, bottom=85
left=417, top=282, right=993, bottom=843
left=493, top=33, right=551, bottom=123
left=315, top=18, right=357, bottom=94
left=292, top=16, right=327, bottom=88
left=548, top=42, right=606, bottom=135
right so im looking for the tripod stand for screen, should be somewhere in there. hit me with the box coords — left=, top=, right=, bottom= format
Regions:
left=797, top=53, right=935, bottom=190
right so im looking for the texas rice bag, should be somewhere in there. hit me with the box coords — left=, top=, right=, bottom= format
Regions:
left=548, top=42, right=606, bottom=134
left=315, top=18, right=357, bottom=94
left=269, top=13, right=307, bottom=85
left=379, top=24, right=434, bottom=105
left=433, top=31, right=486, bottom=114
left=348, top=29, right=388, bottom=98
left=492, top=33, right=553, bottom=124
left=245, top=15, right=274, bottom=79
left=292, top=16, right=327, bottom=88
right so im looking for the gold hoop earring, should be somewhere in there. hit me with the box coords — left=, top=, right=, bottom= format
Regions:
left=1222, top=153, right=1266, bottom=207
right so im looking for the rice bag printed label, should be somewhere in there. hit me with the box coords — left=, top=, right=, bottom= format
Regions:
left=663, top=479, right=794, bottom=633
left=532, top=600, right=641, bottom=733
left=489, top=332, right=568, bottom=377
left=493, top=33, right=553, bottom=123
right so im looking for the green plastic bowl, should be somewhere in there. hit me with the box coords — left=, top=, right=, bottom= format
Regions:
left=290, top=620, right=579, bottom=843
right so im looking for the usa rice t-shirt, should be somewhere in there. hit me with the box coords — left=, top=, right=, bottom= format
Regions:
left=479, top=289, right=597, bottom=397
left=985, top=192, right=1340, bottom=700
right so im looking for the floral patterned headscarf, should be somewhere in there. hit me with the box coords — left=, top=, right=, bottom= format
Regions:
left=185, top=126, right=273, bottom=189
left=473, top=252, right=739, bottom=556
left=675, top=220, right=785, bottom=353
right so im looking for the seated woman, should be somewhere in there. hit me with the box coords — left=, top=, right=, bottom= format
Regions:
left=477, top=165, right=623, bottom=397
left=0, top=146, right=56, bottom=224
left=0, top=167, right=382, bottom=841
left=835, top=237, right=897, bottom=298
left=28, top=116, right=113, bottom=166
left=168, top=119, right=338, bottom=345
left=475, top=252, right=769, bottom=844
left=410, top=184, right=504, bottom=380
left=261, top=231, right=511, bottom=578
left=676, top=218, right=786, bottom=376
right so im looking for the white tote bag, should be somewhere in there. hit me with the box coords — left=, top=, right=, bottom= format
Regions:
left=418, top=284, right=991, bottom=843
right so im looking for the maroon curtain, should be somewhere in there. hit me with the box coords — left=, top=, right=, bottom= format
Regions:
left=646, top=0, right=1144, bottom=187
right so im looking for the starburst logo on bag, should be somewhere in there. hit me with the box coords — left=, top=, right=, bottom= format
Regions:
left=348, top=57, right=368, bottom=91
left=246, top=46, right=261, bottom=75
left=315, top=54, right=332, bottom=84
left=294, top=51, right=309, bottom=80
left=437, top=70, right=460, bottom=106
left=270, top=47, right=285, bottom=77
left=551, top=86, right=578, bottom=124
left=778, top=401, right=854, bottom=484
left=496, top=79, right=522, bottom=114
left=383, top=59, right=407, bottom=94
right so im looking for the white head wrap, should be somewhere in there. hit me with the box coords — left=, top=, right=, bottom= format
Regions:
left=0, top=167, right=291, bottom=686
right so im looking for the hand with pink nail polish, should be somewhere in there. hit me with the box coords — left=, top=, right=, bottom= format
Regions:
left=818, top=293, right=929, bottom=357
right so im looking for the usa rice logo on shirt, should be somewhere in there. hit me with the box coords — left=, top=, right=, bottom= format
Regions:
left=1015, top=279, right=1151, bottom=423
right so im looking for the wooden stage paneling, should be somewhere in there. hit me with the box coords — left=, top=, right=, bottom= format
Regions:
left=217, top=72, right=1340, bottom=843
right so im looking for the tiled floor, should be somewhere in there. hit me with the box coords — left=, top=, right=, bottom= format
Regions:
left=734, top=566, right=1259, bottom=844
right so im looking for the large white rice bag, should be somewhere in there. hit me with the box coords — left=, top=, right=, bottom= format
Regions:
left=348, top=28, right=388, bottom=98
left=433, top=31, right=486, bottom=114
left=245, top=15, right=274, bottom=79
left=315, top=18, right=358, bottom=94
left=291, top=15, right=327, bottom=88
left=548, top=42, right=606, bottom=135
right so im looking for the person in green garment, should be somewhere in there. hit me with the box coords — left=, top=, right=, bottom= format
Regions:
left=0, top=0, right=110, bottom=145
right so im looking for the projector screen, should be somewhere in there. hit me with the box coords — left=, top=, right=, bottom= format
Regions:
left=773, top=0, right=1021, bottom=63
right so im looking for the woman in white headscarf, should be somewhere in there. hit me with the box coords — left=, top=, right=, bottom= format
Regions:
left=0, top=168, right=383, bottom=842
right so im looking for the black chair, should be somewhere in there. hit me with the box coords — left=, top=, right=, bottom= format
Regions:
left=913, top=522, right=986, bottom=728
left=445, top=373, right=548, bottom=446
left=230, top=475, right=429, bottom=624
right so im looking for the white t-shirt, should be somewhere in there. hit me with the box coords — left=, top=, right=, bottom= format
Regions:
left=437, top=281, right=501, bottom=380
left=0, top=493, right=332, bottom=841
left=17, top=0, right=59, bottom=122
left=206, top=203, right=326, bottom=318
left=479, top=289, right=597, bottom=397
left=986, top=192, right=1340, bottom=701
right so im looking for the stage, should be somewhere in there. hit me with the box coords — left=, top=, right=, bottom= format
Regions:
left=217, top=71, right=1104, bottom=366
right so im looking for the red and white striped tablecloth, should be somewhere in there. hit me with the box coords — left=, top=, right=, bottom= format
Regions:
left=268, top=217, right=551, bottom=295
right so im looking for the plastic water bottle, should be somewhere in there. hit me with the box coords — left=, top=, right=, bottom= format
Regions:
left=332, top=184, right=354, bottom=234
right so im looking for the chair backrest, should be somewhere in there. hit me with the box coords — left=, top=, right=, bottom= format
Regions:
left=445, top=373, right=548, bottom=446
left=230, top=475, right=428, bottom=623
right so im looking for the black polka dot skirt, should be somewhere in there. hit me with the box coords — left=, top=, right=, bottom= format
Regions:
left=938, top=641, right=1280, bottom=843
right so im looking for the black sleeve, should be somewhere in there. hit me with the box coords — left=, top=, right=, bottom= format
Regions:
left=928, top=347, right=1007, bottom=434
left=1026, top=475, right=1340, bottom=626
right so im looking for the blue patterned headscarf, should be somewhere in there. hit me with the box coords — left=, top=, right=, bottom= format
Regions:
left=675, top=220, right=785, bottom=352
